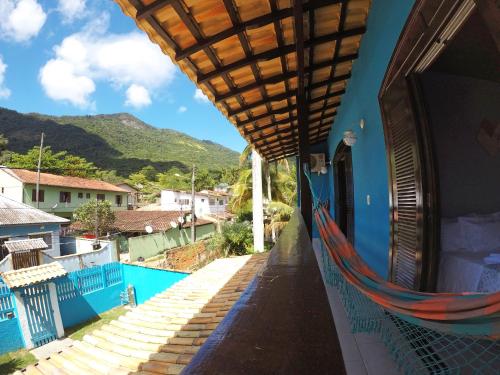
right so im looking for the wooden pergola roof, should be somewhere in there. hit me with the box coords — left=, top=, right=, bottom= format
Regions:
left=115, top=0, right=371, bottom=161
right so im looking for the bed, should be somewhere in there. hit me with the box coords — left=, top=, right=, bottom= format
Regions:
left=436, top=212, right=500, bottom=293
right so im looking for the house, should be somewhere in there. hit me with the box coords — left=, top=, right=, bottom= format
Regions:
left=0, top=168, right=128, bottom=219
left=111, top=210, right=216, bottom=262
left=114, top=182, right=142, bottom=209
left=160, top=189, right=210, bottom=217
left=107, top=0, right=500, bottom=374
left=0, top=194, right=69, bottom=267
left=160, top=189, right=231, bottom=219
left=199, top=190, right=231, bottom=217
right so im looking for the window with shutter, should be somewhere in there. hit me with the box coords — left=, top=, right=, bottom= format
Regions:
left=379, top=0, right=475, bottom=291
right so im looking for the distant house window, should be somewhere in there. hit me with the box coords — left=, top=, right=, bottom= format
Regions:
left=97, top=194, right=105, bottom=201
left=209, top=198, right=216, bottom=205
left=60, top=191, right=71, bottom=203
left=29, top=232, right=52, bottom=250
left=86, top=193, right=91, bottom=199
left=179, top=199, right=190, bottom=205
left=116, top=195, right=122, bottom=206
left=31, top=189, right=45, bottom=202
left=201, top=199, right=205, bottom=202
left=219, top=200, right=224, bottom=205
left=1, top=187, right=4, bottom=194
left=78, top=192, right=83, bottom=199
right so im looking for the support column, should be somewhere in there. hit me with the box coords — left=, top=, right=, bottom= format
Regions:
left=48, top=282, right=64, bottom=338
left=294, top=0, right=312, bottom=236
left=14, top=291, right=33, bottom=349
left=252, top=149, right=264, bottom=252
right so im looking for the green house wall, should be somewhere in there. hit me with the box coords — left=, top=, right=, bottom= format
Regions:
left=22, top=184, right=128, bottom=219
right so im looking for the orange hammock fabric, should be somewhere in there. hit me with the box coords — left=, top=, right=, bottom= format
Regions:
left=314, top=205, right=500, bottom=337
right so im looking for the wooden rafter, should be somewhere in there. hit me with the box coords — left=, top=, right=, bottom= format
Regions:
left=197, top=27, right=365, bottom=84
left=116, top=0, right=371, bottom=161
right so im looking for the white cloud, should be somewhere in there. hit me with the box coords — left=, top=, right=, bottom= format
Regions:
left=194, top=88, right=210, bottom=104
left=39, top=59, right=95, bottom=108
left=125, top=84, right=151, bottom=109
left=178, top=105, right=187, bottom=113
left=0, top=57, right=11, bottom=99
left=0, top=0, right=47, bottom=42
left=57, top=0, right=86, bottom=23
left=39, top=17, right=176, bottom=108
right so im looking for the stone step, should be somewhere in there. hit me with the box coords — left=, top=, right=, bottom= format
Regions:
left=83, top=333, right=153, bottom=360
left=101, top=322, right=169, bottom=344
left=72, top=340, right=141, bottom=371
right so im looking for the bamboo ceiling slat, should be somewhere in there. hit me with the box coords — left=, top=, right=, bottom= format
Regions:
left=115, top=0, right=371, bottom=160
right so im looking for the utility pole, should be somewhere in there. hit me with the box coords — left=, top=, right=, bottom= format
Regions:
left=93, top=199, right=100, bottom=250
left=191, top=164, right=196, bottom=243
left=36, top=132, right=44, bottom=208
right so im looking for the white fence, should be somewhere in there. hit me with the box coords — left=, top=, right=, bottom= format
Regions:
left=42, top=239, right=118, bottom=272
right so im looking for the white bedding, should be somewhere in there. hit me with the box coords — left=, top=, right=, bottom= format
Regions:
left=437, top=251, right=500, bottom=293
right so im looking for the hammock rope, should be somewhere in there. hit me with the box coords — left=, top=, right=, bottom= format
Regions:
left=304, top=167, right=500, bottom=338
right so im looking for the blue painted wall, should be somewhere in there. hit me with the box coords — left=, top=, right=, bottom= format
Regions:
left=58, top=263, right=188, bottom=328
left=0, top=223, right=60, bottom=239
left=58, top=281, right=125, bottom=329
left=315, top=0, right=415, bottom=278
left=122, top=264, right=188, bottom=305
left=0, top=319, right=25, bottom=354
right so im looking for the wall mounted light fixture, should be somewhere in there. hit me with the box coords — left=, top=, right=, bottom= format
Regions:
left=360, top=118, right=365, bottom=130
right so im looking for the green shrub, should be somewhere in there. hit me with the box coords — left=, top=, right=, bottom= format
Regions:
left=207, top=221, right=253, bottom=256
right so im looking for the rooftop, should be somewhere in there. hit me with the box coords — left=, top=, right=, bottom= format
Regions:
left=113, top=210, right=213, bottom=232
left=0, top=194, right=70, bottom=226
left=114, top=0, right=370, bottom=161
left=1, top=262, right=67, bottom=289
left=3, top=168, right=128, bottom=193
left=4, top=238, right=48, bottom=253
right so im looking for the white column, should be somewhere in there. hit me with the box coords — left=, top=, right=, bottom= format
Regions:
left=14, top=291, right=33, bottom=349
left=48, top=283, right=65, bottom=338
left=252, top=149, right=264, bottom=252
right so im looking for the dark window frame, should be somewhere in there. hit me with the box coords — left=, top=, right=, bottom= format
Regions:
left=31, top=189, right=45, bottom=203
left=59, top=191, right=71, bottom=203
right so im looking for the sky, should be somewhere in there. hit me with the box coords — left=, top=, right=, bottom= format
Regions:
left=0, top=0, right=247, bottom=152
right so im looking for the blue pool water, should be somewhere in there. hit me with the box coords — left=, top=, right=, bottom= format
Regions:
left=122, top=264, right=188, bottom=305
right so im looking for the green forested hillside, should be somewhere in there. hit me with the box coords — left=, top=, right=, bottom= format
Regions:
left=0, top=107, right=239, bottom=176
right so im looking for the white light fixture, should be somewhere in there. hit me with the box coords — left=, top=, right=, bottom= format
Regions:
left=360, top=118, right=365, bottom=130
left=343, top=130, right=357, bottom=146
left=145, top=225, right=153, bottom=234
left=320, top=166, right=328, bottom=175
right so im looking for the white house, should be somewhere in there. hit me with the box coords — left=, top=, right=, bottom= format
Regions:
left=160, top=190, right=210, bottom=217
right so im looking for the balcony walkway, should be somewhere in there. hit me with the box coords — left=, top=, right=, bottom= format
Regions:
left=18, top=254, right=268, bottom=375
left=183, top=211, right=345, bottom=374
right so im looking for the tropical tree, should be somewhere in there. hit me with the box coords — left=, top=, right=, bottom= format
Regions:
left=73, top=200, right=116, bottom=236
left=8, top=146, right=96, bottom=177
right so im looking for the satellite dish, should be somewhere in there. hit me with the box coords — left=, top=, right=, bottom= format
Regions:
left=170, top=221, right=177, bottom=229
left=52, top=203, right=58, bottom=209
left=145, top=225, right=153, bottom=234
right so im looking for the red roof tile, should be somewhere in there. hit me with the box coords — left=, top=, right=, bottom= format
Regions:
left=112, top=211, right=213, bottom=233
left=5, top=169, right=128, bottom=192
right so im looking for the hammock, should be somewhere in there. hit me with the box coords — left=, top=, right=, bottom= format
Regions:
left=305, top=170, right=500, bottom=338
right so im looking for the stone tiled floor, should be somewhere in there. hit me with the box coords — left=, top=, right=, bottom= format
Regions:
left=18, top=254, right=267, bottom=375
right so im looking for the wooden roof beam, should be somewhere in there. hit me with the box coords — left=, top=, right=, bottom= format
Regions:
left=230, top=88, right=343, bottom=118
left=175, top=0, right=346, bottom=61
left=214, top=67, right=352, bottom=103
left=136, top=0, right=175, bottom=20
left=197, top=27, right=365, bottom=84
left=251, top=120, right=331, bottom=144
left=242, top=106, right=337, bottom=139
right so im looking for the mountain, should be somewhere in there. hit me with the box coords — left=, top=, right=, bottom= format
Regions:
left=0, top=107, right=239, bottom=176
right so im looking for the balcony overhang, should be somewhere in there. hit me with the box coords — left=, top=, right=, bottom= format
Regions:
left=114, top=0, right=370, bottom=161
